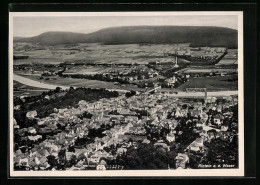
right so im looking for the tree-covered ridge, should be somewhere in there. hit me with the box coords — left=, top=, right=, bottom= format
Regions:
left=16, top=26, right=237, bottom=48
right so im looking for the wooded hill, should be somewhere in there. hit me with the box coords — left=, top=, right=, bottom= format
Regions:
left=15, top=26, right=238, bottom=48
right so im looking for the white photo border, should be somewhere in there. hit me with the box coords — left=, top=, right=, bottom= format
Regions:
left=9, top=11, right=244, bottom=177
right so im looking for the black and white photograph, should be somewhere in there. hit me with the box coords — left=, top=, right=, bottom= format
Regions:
left=9, top=11, right=244, bottom=177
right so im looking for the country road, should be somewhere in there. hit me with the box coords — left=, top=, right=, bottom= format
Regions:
left=13, top=74, right=129, bottom=92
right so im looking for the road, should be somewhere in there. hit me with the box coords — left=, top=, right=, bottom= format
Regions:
left=13, top=74, right=129, bottom=92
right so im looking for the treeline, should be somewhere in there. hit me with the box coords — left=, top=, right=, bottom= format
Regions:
left=62, top=73, right=131, bottom=84
left=17, top=26, right=237, bottom=48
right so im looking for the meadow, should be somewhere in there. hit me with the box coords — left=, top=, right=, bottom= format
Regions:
left=176, top=75, right=238, bottom=91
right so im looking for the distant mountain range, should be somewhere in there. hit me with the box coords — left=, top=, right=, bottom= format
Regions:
left=14, top=26, right=238, bottom=48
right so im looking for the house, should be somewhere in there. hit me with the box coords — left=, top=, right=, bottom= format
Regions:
left=175, top=153, right=189, bottom=169
left=118, top=108, right=131, bottom=115
left=74, top=148, right=88, bottom=158
left=214, top=115, right=224, bottom=125
left=189, top=143, right=200, bottom=152
left=166, top=133, right=175, bottom=142
left=221, top=125, right=229, bottom=132
left=196, top=120, right=204, bottom=128
left=154, top=142, right=170, bottom=151
left=117, top=148, right=127, bottom=154
left=28, top=135, right=42, bottom=141
left=191, top=110, right=201, bottom=117
left=19, top=157, right=29, bottom=166
left=28, top=127, right=37, bottom=134
left=199, top=130, right=207, bottom=137
left=26, top=110, right=37, bottom=119
left=65, top=152, right=75, bottom=161
left=195, top=138, right=204, bottom=147
left=142, top=139, right=150, bottom=144
left=37, top=119, right=45, bottom=125
left=125, top=116, right=138, bottom=122
left=207, top=132, right=215, bottom=140
left=75, top=160, right=85, bottom=168
left=175, top=110, right=182, bottom=117
left=88, top=154, right=100, bottom=164
left=96, top=164, right=106, bottom=170
left=13, top=118, right=17, bottom=125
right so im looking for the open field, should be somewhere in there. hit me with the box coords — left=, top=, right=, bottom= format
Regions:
left=14, top=58, right=63, bottom=65
left=14, top=42, right=226, bottom=66
left=176, top=75, right=238, bottom=91
left=63, top=66, right=108, bottom=75
left=215, top=49, right=237, bottom=66
left=216, top=59, right=237, bottom=65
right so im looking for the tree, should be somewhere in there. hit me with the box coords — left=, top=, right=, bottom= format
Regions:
left=80, top=111, right=93, bottom=119
left=69, top=86, right=74, bottom=92
left=187, top=153, right=200, bottom=169
left=47, top=155, right=58, bottom=168
left=125, top=90, right=136, bottom=98
left=77, top=153, right=86, bottom=161
left=68, top=145, right=75, bottom=152
left=70, top=154, right=77, bottom=166
left=58, top=149, right=66, bottom=160
left=55, top=87, right=62, bottom=93
left=125, top=147, right=143, bottom=169
left=167, top=150, right=177, bottom=168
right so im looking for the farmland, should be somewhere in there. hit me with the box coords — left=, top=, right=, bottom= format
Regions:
left=13, top=42, right=226, bottom=66
left=14, top=42, right=178, bottom=65
left=215, top=49, right=238, bottom=66
left=176, top=75, right=238, bottom=91
left=13, top=41, right=238, bottom=93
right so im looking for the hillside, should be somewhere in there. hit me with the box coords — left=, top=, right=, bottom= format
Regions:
left=14, top=37, right=25, bottom=41
left=15, top=26, right=238, bottom=48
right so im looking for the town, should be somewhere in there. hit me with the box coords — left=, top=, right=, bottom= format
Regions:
left=13, top=38, right=239, bottom=171
left=13, top=86, right=238, bottom=170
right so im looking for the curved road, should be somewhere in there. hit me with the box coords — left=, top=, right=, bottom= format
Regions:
left=14, top=74, right=70, bottom=90
left=13, top=74, right=129, bottom=92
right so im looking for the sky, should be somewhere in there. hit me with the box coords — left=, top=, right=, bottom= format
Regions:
left=13, top=13, right=238, bottom=37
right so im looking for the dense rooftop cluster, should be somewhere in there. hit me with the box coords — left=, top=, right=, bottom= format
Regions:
left=13, top=89, right=238, bottom=171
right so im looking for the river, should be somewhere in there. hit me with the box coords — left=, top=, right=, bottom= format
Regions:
left=13, top=74, right=128, bottom=92
left=13, top=74, right=238, bottom=96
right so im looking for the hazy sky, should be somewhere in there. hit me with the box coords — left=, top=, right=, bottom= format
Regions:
left=13, top=14, right=238, bottom=37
